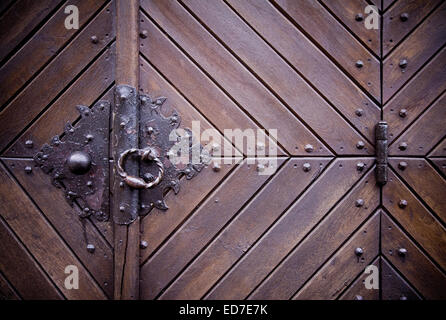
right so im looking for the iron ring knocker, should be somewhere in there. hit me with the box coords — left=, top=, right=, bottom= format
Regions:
left=117, top=147, right=164, bottom=189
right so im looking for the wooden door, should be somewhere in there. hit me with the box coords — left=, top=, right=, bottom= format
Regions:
left=0, top=0, right=445, bottom=301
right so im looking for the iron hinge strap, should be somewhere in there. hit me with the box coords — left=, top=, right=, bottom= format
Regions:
left=375, top=121, right=388, bottom=186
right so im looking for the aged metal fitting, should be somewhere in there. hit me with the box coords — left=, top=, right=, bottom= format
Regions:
left=86, top=180, right=93, bottom=187
left=398, top=199, right=408, bottom=209
left=140, top=29, right=148, bottom=39
left=119, top=205, right=125, bottom=212
left=399, top=142, right=408, bottom=151
left=400, top=295, right=408, bottom=300
left=398, top=161, right=408, bottom=170
left=24, top=166, right=32, bottom=174
left=400, top=13, right=409, bottom=22
left=356, top=141, right=365, bottom=149
left=355, top=295, right=363, bottom=300
left=398, top=248, right=407, bottom=256
left=356, top=162, right=365, bottom=171
left=140, top=240, right=148, bottom=249
left=25, top=140, right=33, bottom=148
left=355, top=60, right=364, bottom=68
left=355, top=247, right=364, bottom=256
left=355, top=13, right=363, bottom=21
left=399, top=59, right=408, bottom=69
left=302, top=163, right=311, bottom=172
left=90, top=35, right=99, bottom=44
left=355, top=108, right=364, bottom=117
left=399, top=109, right=408, bottom=118
left=86, top=244, right=95, bottom=253
left=304, top=144, right=314, bottom=153
left=212, top=161, right=221, bottom=172
left=67, top=151, right=92, bottom=175
left=355, top=199, right=365, bottom=207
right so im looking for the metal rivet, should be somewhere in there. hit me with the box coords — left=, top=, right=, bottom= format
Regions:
left=68, top=191, right=77, bottom=198
left=302, top=163, right=311, bottom=172
left=90, top=35, right=99, bottom=44
left=355, top=295, right=363, bottom=300
left=356, top=162, right=365, bottom=171
left=87, top=180, right=93, bottom=187
left=119, top=205, right=125, bottom=212
left=119, top=181, right=124, bottom=188
left=83, top=207, right=90, bottom=214
left=304, top=144, right=314, bottom=153
left=398, top=248, right=407, bottom=256
left=87, top=244, right=95, bottom=253
left=399, top=142, right=408, bottom=151
left=25, top=140, right=33, bottom=148
left=212, top=162, right=221, bottom=172
left=398, top=199, right=408, bottom=209
left=140, top=29, right=148, bottom=39
left=147, top=126, right=154, bottom=134
left=67, top=151, right=91, bottom=175
left=398, top=161, right=408, bottom=170
left=355, top=13, right=363, bottom=21
left=355, top=108, right=364, bottom=117
left=355, top=199, right=365, bottom=207
left=355, top=60, right=364, bottom=68
left=24, top=166, right=32, bottom=174
left=355, top=247, right=364, bottom=256
left=400, top=295, right=407, bottom=300
left=140, top=240, right=148, bottom=249
left=356, top=141, right=365, bottom=149
left=86, top=134, right=94, bottom=141
left=399, top=59, right=408, bottom=69
left=120, top=122, right=126, bottom=128
left=399, top=109, right=407, bottom=118
left=400, top=13, right=409, bottom=22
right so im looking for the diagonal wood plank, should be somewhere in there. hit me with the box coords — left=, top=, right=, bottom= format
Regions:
left=339, top=258, right=379, bottom=300
left=382, top=257, right=422, bottom=300
left=0, top=161, right=107, bottom=299
left=4, top=159, right=113, bottom=298
left=381, top=212, right=446, bottom=299
left=249, top=169, right=379, bottom=300
left=384, top=169, right=446, bottom=270
left=274, top=0, right=380, bottom=101
left=293, top=212, right=380, bottom=300
left=0, top=0, right=107, bottom=108
left=141, top=0, right=330, bottom=156
left=0, top=3, right=115, bottom=152
left=429, top=138, right=446, bottom=157
left=383, top=0, right=442, bottom=57
left=226, top=0, right=380, bottom=144
left=383, top=2, right=446, bottom=102
left=0, top=216, right=63, bottom=299
left=140, top=158, right=286, bottom=299
left=0, top=271, right=21, bottom=300
left=389, top=93, right=446, bottom=156
left=182, top=0, right=374, bottom=155
left=383, top=47, right=446, bottom=143
left=388, top=158, right=446, bottom=224
left=430, top=158, right=446, bottom=177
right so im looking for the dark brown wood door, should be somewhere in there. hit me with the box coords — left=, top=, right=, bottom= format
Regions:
left=0, top=0, right=445, bottom=301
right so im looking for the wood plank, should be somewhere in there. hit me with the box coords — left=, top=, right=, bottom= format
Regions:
left=0, top=272, right=20, bottom=300
left=275, top=0, right=380, bottom=101
left=383, top=0, right=442, bottom=56
left=139, top=60, right=241, bottom=158
left=381, top=212, right=446, bottom=299
left=160, top=158, right=370, bottom=299
left=389, top=93, right=446, bottom=156
left=0, top=162, right=107, bottom=299
left=429, top=138, right=446, bottom=157
left=249, top=170, right=379, bottom=300
left=382, top=258, right=422, bottom=300
left=141, top=0, right=330, bottom=156
left=4, top=159, right=113, bottom=298
left=383, top=2, right=446, bottom=102
left=322, top=0, right=380, bottom=55
left=0, top=217, right=62, bottom=299
left=388, top=158, right=446, bottom=224
left=430, top=158, right=446, bottom=177
left=293, top=212, right=380, bottom=300
left=383, top=0, right=396, bottom=11
left=0, top=3, right=115, bottom=152
left=226, top=0, right=380, bottom=144
left=114, top=0, right=140, bottom=300
left=139, top=14, right=284, bottom=156
left=183, top=0, right=374, bottom=155
left=339, top=258, right=379, bottom=300
left=5, top=44, right=115, bottom=157
left=140, top=158, right=285, bottom=299
left=383, top=47, right=446, bottom=143
left=384, top=169, right=446, bottom=270
left=0, top=0, right=62, bottom=63
left=0, top=0, right=107, bottom=108
left=0, top=0, right=15, bottom=17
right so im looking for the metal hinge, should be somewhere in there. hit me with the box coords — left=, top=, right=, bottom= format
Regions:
left=375, top=121, right=388, bottom=186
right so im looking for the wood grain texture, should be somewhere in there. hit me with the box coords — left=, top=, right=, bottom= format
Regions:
left=381, top=258, right=421, bottom=300
left=0, top=272, right=20, bottom=300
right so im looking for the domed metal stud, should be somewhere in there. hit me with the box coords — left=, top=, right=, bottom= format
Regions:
left=67, top=151, right=91, bottom=175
